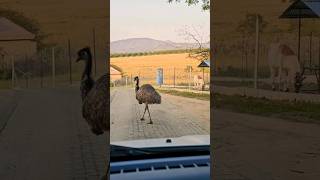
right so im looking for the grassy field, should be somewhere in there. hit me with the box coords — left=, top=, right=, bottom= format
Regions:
left=111, top=53, right=210, bottom=85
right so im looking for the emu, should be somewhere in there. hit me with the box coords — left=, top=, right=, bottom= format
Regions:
left=268, top=43, right=304, bottom=92
left=76, top=47, right=109, bottom=135
left=134, top=76, right=161, bottom=124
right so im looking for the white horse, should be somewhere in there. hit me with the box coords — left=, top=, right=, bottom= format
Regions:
left=194, top=75, right=204, bottom=90
left=268, top=43, right=303, bottom=92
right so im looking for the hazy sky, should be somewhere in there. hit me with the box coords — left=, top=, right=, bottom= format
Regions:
left=111, top=0, right=209, bottom=43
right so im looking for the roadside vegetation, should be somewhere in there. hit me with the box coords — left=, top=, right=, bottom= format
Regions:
left=159, top=89, right=320, bottom=123
left=111, top=48, right=209, bottom=58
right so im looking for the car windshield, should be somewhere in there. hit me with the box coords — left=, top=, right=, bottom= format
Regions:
left=110, top=0, right=210, bottom=147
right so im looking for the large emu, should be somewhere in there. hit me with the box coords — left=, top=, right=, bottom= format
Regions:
left=76, top=47, right=109, bottom=135
left=134, top=76, right=161, bottom=124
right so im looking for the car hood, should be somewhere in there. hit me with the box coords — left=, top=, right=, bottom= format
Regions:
left=111, top=135, right=209, bottom=148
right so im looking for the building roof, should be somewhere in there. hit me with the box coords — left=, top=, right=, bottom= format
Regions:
left=0, top=17, right=35, bottom=41
left=198, top=60, right=210, bottom=68
left=110, top=66, right=122, bottom=75
left=280, top=0, right=320, bottom=18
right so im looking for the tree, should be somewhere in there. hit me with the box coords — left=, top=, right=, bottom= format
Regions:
left=168, top=0, right=210, bottom=11
left=237, top=13, right=268, bottom=36
left=0, top=8, right=47, bottom=50
left=181, top=26, right=209, bottom=61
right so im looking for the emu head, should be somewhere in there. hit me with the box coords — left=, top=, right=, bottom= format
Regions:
left=76, top=47, right=91, bottom=62
left=134, top=76, right=139, bottom=92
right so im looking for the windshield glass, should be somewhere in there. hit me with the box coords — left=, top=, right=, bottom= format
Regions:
left=110, top=0, right=210, bottom=147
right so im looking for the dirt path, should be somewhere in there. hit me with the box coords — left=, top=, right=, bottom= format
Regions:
left=213, top=110, right=320, bottom=180
left=110, top=87, right=209, bottom=142
left=0, top=87, right=107, bottom=180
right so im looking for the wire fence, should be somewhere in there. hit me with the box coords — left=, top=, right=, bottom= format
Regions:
left=112, top=66, right=210, bottom=91
left=0, top=45, right=106, bottom=89
left=213, top=31, right=320, bottom=91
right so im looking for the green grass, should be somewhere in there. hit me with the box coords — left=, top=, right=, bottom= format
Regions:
left=159, top=88, right=320, bottom=123
left=214, top=94, right=320, bottom=123
left=0, top=80, right=11, bottom=89
left=158, top=89, right=210, bottom=101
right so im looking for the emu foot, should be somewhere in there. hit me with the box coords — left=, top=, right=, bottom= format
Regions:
left=140, top=117, right=145, bottom=121
left=148, top=121, right=153, bottom=124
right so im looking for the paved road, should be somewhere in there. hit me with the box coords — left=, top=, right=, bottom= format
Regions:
left=110, top=87, right=210, bottom=142
left=213, top=110, right=320, bottom=180
left=0, top=90, right=19, bottom=132
left=0, top=87, right=108, bottom=180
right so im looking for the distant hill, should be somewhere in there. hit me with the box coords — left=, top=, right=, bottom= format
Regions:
left=111, top=38, right=209, bottom=54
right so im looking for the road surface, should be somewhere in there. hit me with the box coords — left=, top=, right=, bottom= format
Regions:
left=213, top=110, right=320, bottom=180
left=110, top=87, right=210, bottom=142
left=0, top=87, right=108, bottom=180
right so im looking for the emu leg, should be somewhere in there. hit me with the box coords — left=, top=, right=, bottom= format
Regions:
left=146, top=105, right=153, bottom=124
left=141, top=105, right=147, bottom=120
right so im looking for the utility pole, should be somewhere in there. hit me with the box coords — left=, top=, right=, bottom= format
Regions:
left=254, top=14, right=260, bottom=89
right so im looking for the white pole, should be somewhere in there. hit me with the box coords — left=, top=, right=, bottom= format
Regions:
left=11, top=56, right=15, bottom=89
left=188, top=66, right=191, bottom=90
left=52, top=47, right=55, bottom=88
left=254, top=14, right=260, bottom=89
left=126, top=76, right=128, bottom=87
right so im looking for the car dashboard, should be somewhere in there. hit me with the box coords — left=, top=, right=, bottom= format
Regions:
left=110, top=155, right=210, bottom=180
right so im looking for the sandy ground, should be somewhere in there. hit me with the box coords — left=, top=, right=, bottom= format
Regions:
left=110, top=87, right=210, bottom=142
left=213, top=109, right=320, bottom=180
left=0, top=87, right=108, bottom=180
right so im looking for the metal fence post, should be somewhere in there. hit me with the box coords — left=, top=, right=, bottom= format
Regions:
left=11, top=56, right=15, bottom=89
left=254, top=14, right=260, bottom=89
left=68, top=39, right=72, bottom=85
left=173, top=67, right=176, bottom=88
left=93, top=28, right=97, bottom=77
left=188, top=66, right=192, bottom=90
left=52, top=47, right=56, bottom=88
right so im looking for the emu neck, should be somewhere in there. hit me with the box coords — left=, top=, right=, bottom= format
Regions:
left=82, top=52, right=93, bottom=80
left=135, top=79, right=140, bottom=92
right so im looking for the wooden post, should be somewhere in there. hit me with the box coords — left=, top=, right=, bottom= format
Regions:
left=254, top=14, right=260, bottom=89
left=202, top=67, right=205, bottom=91
left=11, top=56, right=14, bottom=89
left=52, top=47, right=55, bottom=88
left=68, top=39, right=72, bottom=85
